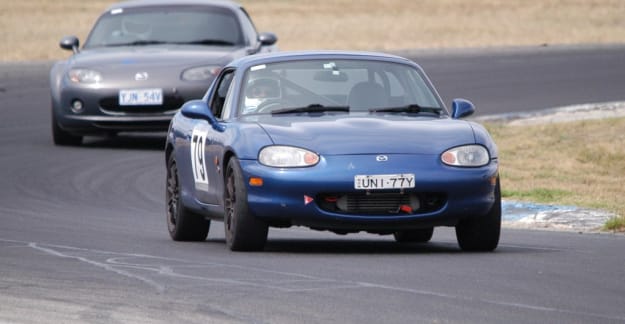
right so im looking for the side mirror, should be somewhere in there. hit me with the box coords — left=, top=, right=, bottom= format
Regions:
left=60, top=36, right=80, bottom=53
left=180, top=100, right=225, bottom=131
left=451, top=98, right=475, bottom=119
left=258, top=32, right=278, bottom=46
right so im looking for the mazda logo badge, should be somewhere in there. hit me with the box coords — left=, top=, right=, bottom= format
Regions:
left=376, top=155, right=388, bottom=162
left=135, top=72, right=149, bottom=81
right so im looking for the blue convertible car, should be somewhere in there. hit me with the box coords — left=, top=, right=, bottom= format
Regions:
left=165, top=51, right=500, bottom=251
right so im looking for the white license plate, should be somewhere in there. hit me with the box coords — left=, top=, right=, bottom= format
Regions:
left=119, top=88, right=163, bottom=106
left=354, top=174, right=415, bottom=190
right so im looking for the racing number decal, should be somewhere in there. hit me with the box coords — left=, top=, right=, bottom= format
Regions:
left=191, top=127, right=209, bottom=191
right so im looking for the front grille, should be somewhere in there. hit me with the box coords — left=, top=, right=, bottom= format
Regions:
left=99, top=95, right=184, bottom=114
left=317, top=192, right=446, bottom=215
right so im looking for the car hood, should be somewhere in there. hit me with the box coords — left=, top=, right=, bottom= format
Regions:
left=245, top=114, right=477, bottom=155
left=66, top=45, right=246, bottom=69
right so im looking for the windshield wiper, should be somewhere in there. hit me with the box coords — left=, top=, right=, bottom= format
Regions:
left=178, top=39, right=236, bottom=46
left=369, top=104, right=441, bottom=114
left=109, top=40, right=168, bottom=47
left=271, top=104, right=350, bottom=115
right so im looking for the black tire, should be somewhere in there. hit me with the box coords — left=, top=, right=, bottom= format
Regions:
left=224, top=157, right=268, bottom=251
left=393, top=228, right=434, bottom=243
left=52, top=111, right=82, bottom=146
left=166, top=155, right=210, bottom=241
left=455, top=177, right=501, bottom=252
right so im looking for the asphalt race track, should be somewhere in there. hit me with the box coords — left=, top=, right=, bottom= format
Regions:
left=412, top=45, right=625, bottom=115
left=1, top=45, right=625, bottom=323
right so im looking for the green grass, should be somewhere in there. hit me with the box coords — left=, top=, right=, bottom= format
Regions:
left=605, top=217, right=625, bottom=232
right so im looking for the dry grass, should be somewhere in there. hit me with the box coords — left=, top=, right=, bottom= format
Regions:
left=486, top=117, right=625, bottom=230
left=1, top=0, right=625, bottom=61
left=245, top=0, right=625, bottom=51
left=0, top=0, right=113, bottom=61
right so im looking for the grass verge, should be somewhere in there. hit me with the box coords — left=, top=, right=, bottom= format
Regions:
left=485, top=117, right=625, bottom=231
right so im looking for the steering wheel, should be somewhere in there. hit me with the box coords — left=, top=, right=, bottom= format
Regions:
left=255, top=99, right=287, bottom=113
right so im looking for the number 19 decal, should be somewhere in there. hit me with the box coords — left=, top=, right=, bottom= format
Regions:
left=191, top=127, right=209, bottom=191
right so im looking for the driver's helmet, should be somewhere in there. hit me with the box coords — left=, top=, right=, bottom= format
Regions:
left=243, top=77, right=281, bottom=113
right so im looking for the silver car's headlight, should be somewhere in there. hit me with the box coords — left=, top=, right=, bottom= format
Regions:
left=68, top=69, right=102, bottom=84
left=259, top=146, right=320, bottom=168
left=181, top=65, right=221, bottom=81
left=441, top=145, right=490, bottom=167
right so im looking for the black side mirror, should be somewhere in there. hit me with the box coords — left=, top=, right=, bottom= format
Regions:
left=180, top=100, right=225, bottom=131
left=258, top=32, right=278, bottom=46
left=451, top=98, right=476, bottom=119
left=60, top=36, right=80, bottom=53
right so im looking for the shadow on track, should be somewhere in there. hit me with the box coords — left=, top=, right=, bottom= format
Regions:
left=80, top=133, right=166, bottom=151
left=198, top=238, right=463, bottom=254
left=199, top=237, right=558, bottom=255
left=263, top=239, right=462, bottom=254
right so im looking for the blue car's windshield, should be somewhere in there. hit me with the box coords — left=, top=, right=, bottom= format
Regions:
left=239, top=59, right=443, bottom=116
left=84, top=5, right=244, bottom=48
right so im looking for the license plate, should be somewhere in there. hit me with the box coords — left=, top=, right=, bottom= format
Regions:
left=354, top=174, right=415, bottom=190
left=119, top=88, right=163, bottom=106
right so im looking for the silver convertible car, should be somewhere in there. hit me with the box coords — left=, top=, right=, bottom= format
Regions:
left=50, top=0, right=277, bottom=145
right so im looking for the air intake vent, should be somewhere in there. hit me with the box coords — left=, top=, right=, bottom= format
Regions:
left=317, top=192, right=445, bottom=215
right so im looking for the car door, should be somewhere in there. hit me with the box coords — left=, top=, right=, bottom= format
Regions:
left=192, top=69, right=236, bottom=206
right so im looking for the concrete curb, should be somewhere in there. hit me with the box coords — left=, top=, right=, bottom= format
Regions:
left=472, top=101, right=625, bottom=125
left=502, top=200, right=615, bottom=233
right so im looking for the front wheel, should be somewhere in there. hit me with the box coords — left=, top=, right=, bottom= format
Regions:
left=455, top=177, right=501, bottom=252
left=224, top=157, right=268, bottom=251
left=52, top=110, right=82, bottom=146
left=166, top=155, right=210, bottom=241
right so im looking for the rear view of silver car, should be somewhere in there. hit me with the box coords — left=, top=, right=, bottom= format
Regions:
left=50, top=0, right=277, bottom=145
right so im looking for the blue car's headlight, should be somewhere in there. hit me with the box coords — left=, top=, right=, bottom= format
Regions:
left=441, top=145, right=490, bottom=167
left=68, top=68, right=102, bottom=84
left=181, top=65, right=221, bottom=81
left=259, top=145, right=319, bottom=168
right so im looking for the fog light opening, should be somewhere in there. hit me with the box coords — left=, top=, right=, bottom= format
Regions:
left=70, top=99, right=84, bottom=113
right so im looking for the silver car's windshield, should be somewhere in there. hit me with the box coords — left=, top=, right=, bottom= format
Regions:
left=84, top=5, right=244, bottom=48
left=239, top=59, right=443, bottom=116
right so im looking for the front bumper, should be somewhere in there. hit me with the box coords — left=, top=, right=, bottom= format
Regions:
left=59, top=114, right=174, bottom=133
left=239, top=154, right=499, bottom=232
left=53, top=80, right=208, bottom=134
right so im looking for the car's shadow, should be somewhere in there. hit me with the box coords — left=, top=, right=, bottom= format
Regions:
left=203, top=238, right=463, bottom=254
left=203, top=237, right=555, bottom=255
left=81, top=133, right=166, bottom=151
left=263, top=239, right=463, bottom=254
